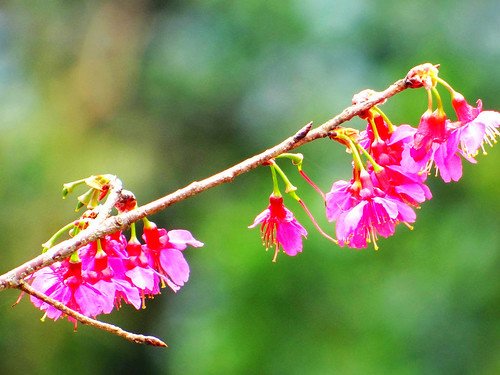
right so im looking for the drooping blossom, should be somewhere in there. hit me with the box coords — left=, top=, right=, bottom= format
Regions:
left=29, top=222, right=203, bottom=322
left=451, top=93, right=500, bottom=158
left=403, top=93, right=500, bottom=182
left=79, top=234, right=142, bottom=310
left=249, top=194, right=307, bottom=262
left=326, top=169, right=416, bottom=249
left=410, top=109, right=448, bottom=163
left=142, top=221, right=203, bottom=292
left=29, top=259, right=115, bottom=327
left=359, top=115, right=432, bottom=206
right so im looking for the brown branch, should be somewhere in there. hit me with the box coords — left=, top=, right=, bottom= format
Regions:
left=17, top=280, right=167, bottom=347
left=0, top=76, right=410, bottom=291
left=115, top=78, right=409, bottom=226
left=0, top=177, right=124, bottom=290
left=0, top=71, right=412, bottom=348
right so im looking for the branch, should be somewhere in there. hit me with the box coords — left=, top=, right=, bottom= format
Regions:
left=17, top=280, right=167, bottom=347
left=123, top=78, right=408, bottom=221
left=0, top=177, right=124, bottom=290
left=0, top=76, right=409, bottom=290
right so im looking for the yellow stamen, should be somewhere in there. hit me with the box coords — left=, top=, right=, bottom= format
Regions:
left=272, top=244, right=279, bottom=262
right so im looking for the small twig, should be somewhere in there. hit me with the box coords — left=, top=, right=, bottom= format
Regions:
left=0, top=177, right=124, bottom=290
left=113, top=78, right=409, bottom=228
left=0, top=70, right=413, bottom=347
left=0, top=76, right=409, bottom=291
left=17, top=280, right=167, bottom=347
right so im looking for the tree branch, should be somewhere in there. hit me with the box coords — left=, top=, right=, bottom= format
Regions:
left=17, top=280, right=167, bottom=347
left=0, top=177, right=123, bottom=290
left=0, top=76, right=409, bottom=290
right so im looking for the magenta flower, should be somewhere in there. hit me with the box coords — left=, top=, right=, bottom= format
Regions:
left=30, top=260, right=115, bottom=327
left=402, top=93, right=500, bottom=183
left=360, top=121, right=432, bottom=206
left=124, top=236, right=162, bottom=301
left=249, top=194, right=307, bottom=262
left=326, top=170, right=416, bottom=249
left=80, top=239, right=142, bottom=311
left=142, top=222, right=203, bottom=292
left=451, top=93, right=500, bottom=159
left=410, top=109, right=448, bottom=162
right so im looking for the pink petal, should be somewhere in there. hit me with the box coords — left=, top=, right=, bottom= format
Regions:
left=126, top=267, right=157, bottom=292
left=276, top=220, right=307, bottom=256
left=459, top=122, right=485, bottom=156
left=343, top=201, right=367, bottom=232
left=159, top=248, right=190, bottom=291
left=373, top=197, right=399, bottom=220
left=167, top=230, right=204, bottom=250
left=249, top=209, right=270, bottom=228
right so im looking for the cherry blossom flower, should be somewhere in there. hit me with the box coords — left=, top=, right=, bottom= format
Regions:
left=326, top=170, right=416, bottom=249
left=80, top=236, right=142, bottom=310
left=142, top=221, right=203, bottom=292
left=30, top=259, right=115, bottom=327
left=402, top=93, right=500, bottom=183
left=29, top=223, right=203, bottom=322
left=451, top=93, right=500, bottom=158
left=249, top=194, right=307, bottom=262
left=358, top=116, right=432, bottom=206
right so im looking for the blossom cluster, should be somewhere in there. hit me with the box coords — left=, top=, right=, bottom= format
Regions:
left=23, top=64, right=499, bottom=326
left=28, top=179, right=203, bottom=326
left=250, top=63, right=499, bottom=256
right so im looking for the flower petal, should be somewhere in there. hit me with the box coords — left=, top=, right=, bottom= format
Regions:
left=159, top=248, right=190, bottom=291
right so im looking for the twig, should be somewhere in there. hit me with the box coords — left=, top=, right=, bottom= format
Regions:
left=17, top=280, right=167, bottom=347
left=0, top=77, right=409, bottom=288
left=0, top=176, right=124, bottom=290
left=0, top=71, right=411, bottom=347
left=114, top=78, right=409, bottom=227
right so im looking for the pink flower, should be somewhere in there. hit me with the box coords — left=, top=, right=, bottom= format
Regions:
left=30, top=260, right=115, bottom=327
left=142, top=222, right=203, bottom=292
left=360, top=121, right=432, bottom=205
left=451, top=93, right=500, bottom=159
left=410, top=109, right=448, bottom=162
left=80, top=237, right=142, bottom=311
left=326, top=170, right=416, bottom=249
left=249, top=194, right=307, bottom=262
left=124, top=236, right=162, bottom=301
left=402, top=94, right=500, bottom=183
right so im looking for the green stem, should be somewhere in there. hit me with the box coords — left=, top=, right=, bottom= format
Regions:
left=431, top=86, right=445, bottom=115
left=436, top=77, right=456, bottom=96
left=62, top=178, right=87, bottom=198
left=372, top=106, right=395, bottom=133
left=276, top=153, right=304, bottom=170
left=69, top=251, right=81, bottom=263
left=356, top=143, right=384, bottom=173
left=42, top=222, right=77, bottom=252
left=269, top=163, right=282, bottom=197
left=368, top=115, right=381, bottom=142
left=129, top=222, right=138, bottom=241
left=271, top=162, right=297, bottom=195
left=335, top=133, right=365, bottom=172
left=426, top=88, right=433, bottom=112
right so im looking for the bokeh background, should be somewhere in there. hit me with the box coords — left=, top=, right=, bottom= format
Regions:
left=0, top=1, right=498, bottom=374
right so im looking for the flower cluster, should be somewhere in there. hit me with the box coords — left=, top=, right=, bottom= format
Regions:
left=250, top=64, right=499, bottom=253
left=28, top=177, right=203, bottom=326
left=324, top=63, right=499, bottom=249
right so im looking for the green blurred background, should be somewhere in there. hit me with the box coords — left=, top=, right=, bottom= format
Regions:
left=0, top=1, right=498, bottom=374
